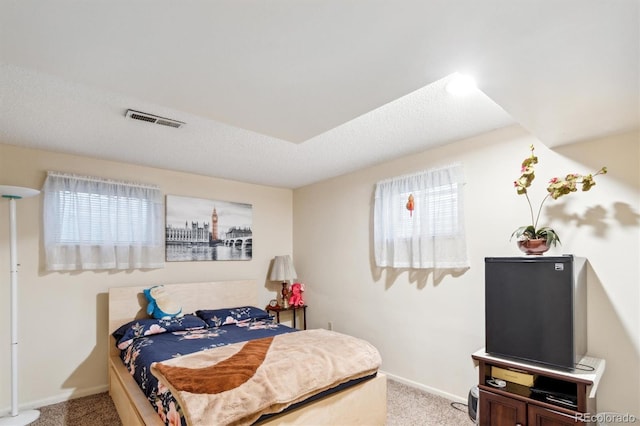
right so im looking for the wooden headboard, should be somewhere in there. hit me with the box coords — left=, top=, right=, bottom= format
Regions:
left=108, top=280, right=258, bottom=356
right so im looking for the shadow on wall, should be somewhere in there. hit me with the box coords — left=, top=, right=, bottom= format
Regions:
left=546, top=201, right=639, bottom=239
left=62, top=293, right=110, bottom=397
left=371, top=266, right=468, bottom=290
left=586, top=262, right=640, bottom=418
left=612, top=202, right=640, bottom=228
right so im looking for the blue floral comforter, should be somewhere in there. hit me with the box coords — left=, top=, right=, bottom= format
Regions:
left=114, top=308, right=296, bottom=426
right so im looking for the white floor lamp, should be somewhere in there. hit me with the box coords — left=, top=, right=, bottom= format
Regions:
left=0, top=185, right=40, bottom=426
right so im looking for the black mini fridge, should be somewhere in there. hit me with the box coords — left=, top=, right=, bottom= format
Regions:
left=484, top=255, right=587, bottom=370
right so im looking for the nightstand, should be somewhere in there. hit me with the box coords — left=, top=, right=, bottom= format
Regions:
left=266, top=305, right=307, bottom=330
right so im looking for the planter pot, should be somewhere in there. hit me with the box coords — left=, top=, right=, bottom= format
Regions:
left=517, top=238, right=550, bottom=255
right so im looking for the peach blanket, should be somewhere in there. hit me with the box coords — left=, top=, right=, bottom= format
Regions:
left=150, top=329, right=382, bottom=426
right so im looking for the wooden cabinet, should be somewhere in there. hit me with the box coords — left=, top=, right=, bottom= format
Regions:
left=472, top=349, right=605, bottom=426
left=480, top=389, right=527, bottom=426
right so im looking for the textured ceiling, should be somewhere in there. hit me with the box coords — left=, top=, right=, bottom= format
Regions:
left=1, top=0, right=638, bottom=188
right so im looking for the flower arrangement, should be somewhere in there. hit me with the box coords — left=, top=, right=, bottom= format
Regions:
left=511, top=145, right=607, bottom=250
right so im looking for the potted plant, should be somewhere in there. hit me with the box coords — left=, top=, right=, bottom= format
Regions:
left=511, top=145, right=607, bottom=254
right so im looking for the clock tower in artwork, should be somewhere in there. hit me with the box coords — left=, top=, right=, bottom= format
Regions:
left=211, top=207, right=219, bottom=242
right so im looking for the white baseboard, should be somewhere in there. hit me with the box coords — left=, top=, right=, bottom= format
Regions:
left=0, top=384, right=109, bottom=417
left=380, top=369, right=468, bottom=404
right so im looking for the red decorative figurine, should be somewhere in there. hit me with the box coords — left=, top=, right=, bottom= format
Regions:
left=406, top=194, right=414, bottom=217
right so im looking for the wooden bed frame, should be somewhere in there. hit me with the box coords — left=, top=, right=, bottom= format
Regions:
left=108, top=280, right=387, bottom=425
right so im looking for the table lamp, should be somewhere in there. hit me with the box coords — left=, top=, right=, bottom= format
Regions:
left=270, top=255, right=297, bottom=309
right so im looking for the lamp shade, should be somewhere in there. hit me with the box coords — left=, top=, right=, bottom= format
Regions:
left=270, top=255, right=297, bottom=282
left=0, top=185, right=40, bottom=199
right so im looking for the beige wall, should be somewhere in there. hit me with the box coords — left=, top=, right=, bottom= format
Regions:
left=293, top=125, right=639, bottom=417
left=0, top=144, right=293, bottom=409
left=1, top=125, right=638, bottom=418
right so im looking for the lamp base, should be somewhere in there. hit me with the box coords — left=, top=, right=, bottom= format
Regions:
left=0, top=410, right=40, bottom=425
left=281, top=282, right=290, bottom=309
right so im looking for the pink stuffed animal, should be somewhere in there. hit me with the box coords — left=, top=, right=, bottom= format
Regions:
left=288, top=282, right=305, bottom=307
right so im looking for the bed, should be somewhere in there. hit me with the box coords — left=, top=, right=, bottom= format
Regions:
left=107, top=280, right=387, bottom=425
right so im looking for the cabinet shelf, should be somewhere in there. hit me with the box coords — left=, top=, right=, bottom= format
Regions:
left=472, top=348, right=605, bottom=425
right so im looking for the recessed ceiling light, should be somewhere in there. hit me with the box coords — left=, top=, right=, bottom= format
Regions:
left=445, top=73, right=477, bottom=96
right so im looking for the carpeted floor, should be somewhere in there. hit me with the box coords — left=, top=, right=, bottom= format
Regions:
left=31, top=392, right=121, bottom=426
left=31, top=379, right=474, bottom=425
left=385, top=380, right=473, bottom=426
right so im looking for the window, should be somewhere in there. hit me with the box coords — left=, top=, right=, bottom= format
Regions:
left=43, top=172, right=165, bottom=271
left=374, top=164, right=469, bottom=269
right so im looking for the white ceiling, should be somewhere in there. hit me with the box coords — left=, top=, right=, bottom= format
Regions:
left=1, top=1, right=638, bottom=188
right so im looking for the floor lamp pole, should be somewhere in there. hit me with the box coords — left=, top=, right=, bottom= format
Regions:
left=0, top=186, right=40, bottom=425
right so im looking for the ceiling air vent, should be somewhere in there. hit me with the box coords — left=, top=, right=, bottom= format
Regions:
left=125, top=109, right=185, bottom=128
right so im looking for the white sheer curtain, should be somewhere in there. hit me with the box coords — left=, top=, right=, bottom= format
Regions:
left=374, top=164, right=469, bottom=269
left=43, top=171, right=165, bottom=271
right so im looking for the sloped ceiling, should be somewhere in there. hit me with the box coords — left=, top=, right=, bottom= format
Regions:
left=1, top=0, right=638, bottom=188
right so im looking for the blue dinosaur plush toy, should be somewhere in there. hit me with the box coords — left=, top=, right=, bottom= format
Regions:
left=144, top=285, right=183, bottom=319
